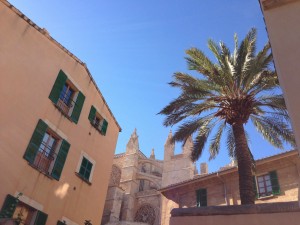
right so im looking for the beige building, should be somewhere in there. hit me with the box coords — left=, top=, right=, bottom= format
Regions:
left=160, top=150, right=300, bottom=225
left=0, top=1, right=121, bottom=224
left=258, top=0, right=300, bottom=155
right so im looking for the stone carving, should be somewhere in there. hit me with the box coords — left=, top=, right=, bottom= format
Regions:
left=110, top=164, right=122, bottom=186
left=134, top=204, right=156, bottom=225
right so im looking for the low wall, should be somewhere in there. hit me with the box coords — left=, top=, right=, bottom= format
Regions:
left=170, top=201, right=300, bottom=225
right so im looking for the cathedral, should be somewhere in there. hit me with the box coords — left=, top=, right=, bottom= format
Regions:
left=101, top=129, right=197, bottom=225
left=101, top=129, right=300, bottom=225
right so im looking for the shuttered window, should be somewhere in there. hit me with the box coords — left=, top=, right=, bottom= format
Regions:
left=49, top=70, right=85, bottom=124
left=79, top=157, right=93, bottom=181
left=196, top=188, right=207, bottom=207
left=0, top=195, right=18, bottom=219
left=24, top=119, right=70, bottom=180
left=254, top=170, right=280, bottom=198
left=88, top=105, right=109, bottom=135
left=270, top=171, right=280, bottom=195
left=51, top=140, right=71, bottom=180
left=0, top=195, right=48, bottom=225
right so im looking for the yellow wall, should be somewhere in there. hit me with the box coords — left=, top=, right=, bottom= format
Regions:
left=259, top=0, right=300, bottom=155
left=0, top=1, right=120, bottom=224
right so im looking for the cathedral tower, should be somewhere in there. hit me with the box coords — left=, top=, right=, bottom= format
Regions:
left=162, top=132, right=195, bottom=187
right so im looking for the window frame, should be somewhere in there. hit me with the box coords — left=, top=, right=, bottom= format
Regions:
left=196, top=188, right=207, bottom=207
left=24, top=120, right=70, bottom=181
left=253, top=170, right=280, bottom=199
left=76, top=152, right=96, bottom=184
left=33, top=129, right=61, bottom=174
left=49, top=70, right=85, bottom=124
left=0, top=194, right=48, bottom=225
left=88, top=105, right=108, bottom=135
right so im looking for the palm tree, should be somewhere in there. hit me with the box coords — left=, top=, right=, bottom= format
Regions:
left=159, top=28, right=295, bottom=205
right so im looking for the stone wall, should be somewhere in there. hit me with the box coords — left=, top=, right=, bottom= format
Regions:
left=169, top=201, right=300, bottom=225
left=160, top=151, right=300, bottom=225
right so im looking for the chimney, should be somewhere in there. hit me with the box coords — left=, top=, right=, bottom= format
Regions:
left=200, top=163, right=208, bottom=175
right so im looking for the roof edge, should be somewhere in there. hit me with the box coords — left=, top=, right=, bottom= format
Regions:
left=1, top=0, right=121, bottom=132
left=160, top=149, right=299, bottom=192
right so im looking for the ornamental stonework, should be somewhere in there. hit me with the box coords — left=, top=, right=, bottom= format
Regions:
left=134, top=204, right=156, bottom=225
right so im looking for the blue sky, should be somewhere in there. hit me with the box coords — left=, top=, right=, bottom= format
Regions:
left=8, top=0, right=292, bottom=172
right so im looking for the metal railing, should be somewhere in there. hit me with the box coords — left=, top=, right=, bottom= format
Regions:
left=57, top=90, right=76, bottom=116
left=33, top=142, right=57, bottom=174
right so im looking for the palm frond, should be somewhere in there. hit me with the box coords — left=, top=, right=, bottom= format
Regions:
left=251, top=116, right=284, bottom=149
left=256, top=116, right=296, bottom=147
left=190, top=118, right=215, bottom=162
left=172, top=115, right=215, bottom=143
left=209, top=122, right=226, bottom=160
left=235, top=28, right=257, bottom=86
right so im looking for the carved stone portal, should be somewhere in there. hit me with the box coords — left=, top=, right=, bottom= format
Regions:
left=134, top=204, right=156, bottom=225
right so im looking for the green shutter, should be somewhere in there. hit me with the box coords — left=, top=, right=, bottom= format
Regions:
left=88, top=105, right=96, bottom=123
left=70, top=91, right=85, bottom=124
left=101, top=119, right=108, bottom=135
left=51, top=140, right=70, bottom=180
left=34, top=210, right=48, bottom=225
left=196, top=189, right=207, bottom=207
left=270, top=171, right=280, bottom=195
left=49, top=70, right=67, bottom=104
left=253, top=176, right=258, bottom=199
left=0, top=195, right=17, bottom=218
left=24, top=120, right=48, bottom=163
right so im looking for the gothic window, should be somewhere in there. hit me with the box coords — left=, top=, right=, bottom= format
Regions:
left=134, top=204, right=156, bottom=225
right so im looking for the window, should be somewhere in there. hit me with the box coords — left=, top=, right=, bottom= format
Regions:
left=196, top=188, right=207, bottom=207
left=49, top=70, right=85, bottom=124
left=253, top=171, right=280, bottom=198
left=0, top=195, right=48, bottom=225
left=33, top=131, right=59, bottom=173
left=23, top=119, right=70, bottom=180
left=76, top=154, right=95, bottom=184
left=79, top=157, right=93, bottom=181
left=88, top=105, right=108, bottom=135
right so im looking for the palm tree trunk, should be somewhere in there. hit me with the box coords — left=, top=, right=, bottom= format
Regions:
left=232, top=122, right=255, bottom=205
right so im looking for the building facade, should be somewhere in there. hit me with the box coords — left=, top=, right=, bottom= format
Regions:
left=101, top=130, right=195, bottom=225
left=160, top=150, right=300, bottom=225
left=0, top=1, right=121, bottom=224
left=258, top=0, right=300, bottom=155
left=101, top=130, right=196, bottom=225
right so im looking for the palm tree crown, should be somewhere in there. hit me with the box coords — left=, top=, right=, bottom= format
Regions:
left=159, top=28, right=295, bottom=204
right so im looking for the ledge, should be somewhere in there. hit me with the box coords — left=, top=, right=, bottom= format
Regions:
left=75, top=172, right=92, bottom=185
left=27, top=162, right=55, bottom=180
left=171, top=201, right=300, bottom=217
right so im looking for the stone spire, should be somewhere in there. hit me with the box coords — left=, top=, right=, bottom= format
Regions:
left=164, top=130, right=173, bottom=146
left=126, top=128, right=139, bottom=154
left=150, top=148, right=155, bottom=159
left=183, top=136, right=193, bottom=155
left=164, top=130, right=174, bottom=160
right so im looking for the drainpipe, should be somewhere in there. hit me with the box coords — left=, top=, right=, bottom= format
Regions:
left=217, top=172, right=228, bottom=205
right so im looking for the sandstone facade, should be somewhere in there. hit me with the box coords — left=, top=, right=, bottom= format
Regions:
left=101, top=130, right=196, bottom=225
